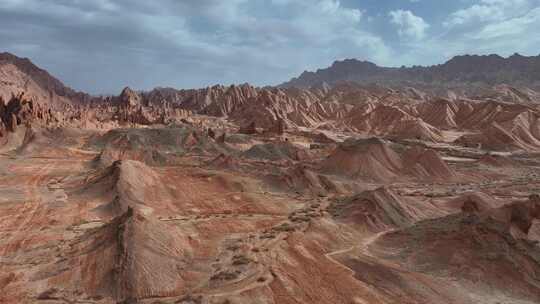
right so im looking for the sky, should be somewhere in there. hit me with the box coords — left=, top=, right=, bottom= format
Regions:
left=1, top=0, right=540, bottom=94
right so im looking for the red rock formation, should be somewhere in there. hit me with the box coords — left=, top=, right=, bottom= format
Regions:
left=456, top=121, right=540, bottom=151
left=446, top=192, right=499, bottom=213
left=347, top=104, right=443, bottom=142
left=321, top=138, right=403, bottom=182
left=3, top=51, right=540, bottom=304
left=329, top=187, right=442, bottom=232
left=280, top=164, right=338, bottom=196
left=322, top=138, right=455, bottom=182
left=65, top=208, right=191, bottom=301
left=0, top=93, right=58, bottom=139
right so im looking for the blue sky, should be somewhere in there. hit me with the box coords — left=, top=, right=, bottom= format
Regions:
left=1, top=0, right=540, bottom=93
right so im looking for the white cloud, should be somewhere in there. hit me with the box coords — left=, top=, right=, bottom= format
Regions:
left=3, top=0, right=538, bottom=93
left=389, top=9, right=429, bottom=40
left=468, top=7, right=540, bottom=39
left=0, top=0, right=393, bottom=93
left=391, top=1, right=540, bottom=68
left=444, top=0, right=532, bottom=27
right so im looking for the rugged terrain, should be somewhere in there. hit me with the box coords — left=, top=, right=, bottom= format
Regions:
left=1, top=52, right=540, bottom=303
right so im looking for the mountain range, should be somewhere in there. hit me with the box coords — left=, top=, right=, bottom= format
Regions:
left=2, top=51, right=540, bottom=103
left=281, top=53, right=540, bottom=90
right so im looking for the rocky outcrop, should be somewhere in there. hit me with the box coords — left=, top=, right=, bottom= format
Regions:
left=65, top=207, right=191, bottom=301
left=0, top=93, right=58, bottom=138
left=347, top=105, right=443, bottom=142
left=328, top=187, right=442, bottom=232
left=280, top=164, right=338, bottom=196
left=0, top=52, right=92, bottom=105
left=89, top=127, right=229, bottom=167
left=322, top=138, right=455, bottom=182
left=456, top=121, right=540, bottom=152
left=118, top=87, right=143, bottom=107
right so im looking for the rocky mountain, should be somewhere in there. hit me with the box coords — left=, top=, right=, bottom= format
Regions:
left=282, top=53, right=540, bottom=89
left=0, top=52, right=92, bottom=106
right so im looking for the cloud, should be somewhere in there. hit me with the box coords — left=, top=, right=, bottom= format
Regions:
left=468, top=6, right=540, bottom=40
left=0, top=0, right=392, bottom=93
left=389, top=9, right=429, bottom=40
left=444, top=0, right=532, bottom=28
left=439, top=0, right=540, bottom=53
left=390, top=0, right=540, bottom=67
left=1, top=0, right=539, bottom=93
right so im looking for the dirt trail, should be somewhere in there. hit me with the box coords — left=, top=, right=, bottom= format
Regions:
left=324, top=230, right=390, bottom=276
left=327, top=231, right=389, bottom=258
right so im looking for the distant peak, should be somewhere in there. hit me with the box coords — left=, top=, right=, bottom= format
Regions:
left=0, top=52, right=34, bottom=66
left=0, top=51, right=91, bottom=103
left=0, top=51, right=19, bottom=60
left=120, top=86, right=138, bottom=96
left=281, top=53, right=540, bottom=88
left=331, top=58, right=377, bottom=67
